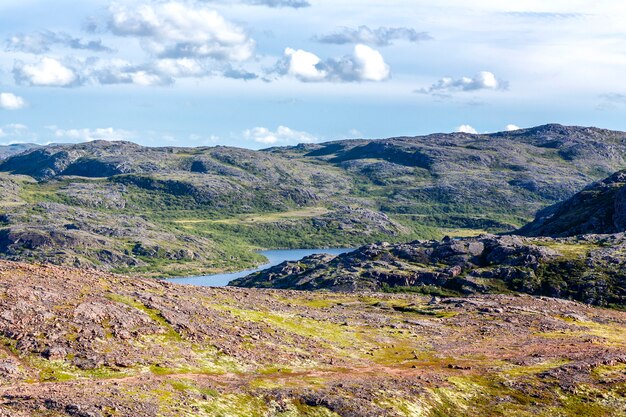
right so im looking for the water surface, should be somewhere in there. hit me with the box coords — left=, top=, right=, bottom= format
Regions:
left=168, top=248, right=351, bottom=287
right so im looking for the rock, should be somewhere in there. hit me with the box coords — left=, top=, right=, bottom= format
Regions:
left=232, top=234, right=625, bottom=307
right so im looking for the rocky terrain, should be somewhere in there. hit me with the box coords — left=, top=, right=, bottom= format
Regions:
left=0, top=144, right=40, bottom=160
left=232, top=234, right=626, bottom=309
left=0, top=260, right=624, bottom=416
left=1, top=124, right=626, bottom=276
left=518, top=169, right=626, bottom=237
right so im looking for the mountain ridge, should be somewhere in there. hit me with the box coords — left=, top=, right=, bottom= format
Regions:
left=1, top=124, right=626, bottom=276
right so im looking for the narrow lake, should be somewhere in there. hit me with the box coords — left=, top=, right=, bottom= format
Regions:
left=167, top=248, right=352, bottom=287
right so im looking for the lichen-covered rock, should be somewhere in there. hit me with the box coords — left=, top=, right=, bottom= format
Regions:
left=232, top=234, right=626, bottom=307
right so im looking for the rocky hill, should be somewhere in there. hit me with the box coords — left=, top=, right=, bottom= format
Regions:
left=2, top=124, right=626, bottom=276
left=0, top=143, right=40, bottom=160
left=232, top=234, right=626, bottom=309
left=518, top=170, right=626, bottom=237
left=0, top=261, right=624, bottom=416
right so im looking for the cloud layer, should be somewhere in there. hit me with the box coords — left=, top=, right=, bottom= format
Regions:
left=49, top=127, right=135, bottom=142
left=243, top=125, right=317, bottom=145
left=6, top=31, right=112, bottom=54
left=202, top=0, right=310, bottom=7
left=315, top=26, right=431, bottom=46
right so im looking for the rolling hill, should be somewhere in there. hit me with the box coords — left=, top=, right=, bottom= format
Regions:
left=1, top=124, right=626, bottom=276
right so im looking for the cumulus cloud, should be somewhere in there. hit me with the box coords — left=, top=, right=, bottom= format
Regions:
left=279, top=44, right=390, bottom=82
left=243, top=125, right=317, bottom=145
left=505, top=124, right=521, bottom=131
left=418, top=71, right=505, bottom=94
left=49, top=127, right=135, bottom=142
left=13, top=57, right=80, bottom=87
left=456, top=124, right=478, bottom=134
left=283, top=48, right=328, bottom=82
left=107, top=2, right=255, bottom=62
left=6, top=30, right=112, bottom=54
left=0, top=93, right=26, bottom=110
left=315, top=26, right=431, bottom=46
left=350, top=44, right=390, bottom=81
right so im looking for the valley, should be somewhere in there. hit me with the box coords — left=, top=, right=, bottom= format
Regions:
left=0, top=125, right=625, bottom=416
left=1, top=124, right=626, bottom=278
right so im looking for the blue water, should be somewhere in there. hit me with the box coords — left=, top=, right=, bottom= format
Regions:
left=167, top=248, right=352, bottom=287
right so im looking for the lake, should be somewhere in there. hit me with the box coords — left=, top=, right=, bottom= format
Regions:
left=167, top=248, right=352, bottom=287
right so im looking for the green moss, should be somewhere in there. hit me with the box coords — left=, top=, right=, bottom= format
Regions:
left=106, top=293, right=182, bottom=341
left=196, top=394, right=269, bottom=417
left=217, top=305, right=360, bottom=349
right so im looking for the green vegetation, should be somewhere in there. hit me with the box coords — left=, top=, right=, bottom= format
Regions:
left=2, top=126, right=626, bottom=276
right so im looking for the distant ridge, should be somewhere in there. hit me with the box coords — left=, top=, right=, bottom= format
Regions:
left=2, top=124, right=626, bottom=275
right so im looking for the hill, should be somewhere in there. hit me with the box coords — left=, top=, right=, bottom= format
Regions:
left=518, top=170, right=626, bottom=237
left=0, top=143, right=40, bottom=160
left=2, top=124, right=626, bottom=275
left=231, top=234, right=626, bottom=309
left=0, top=260, right=624, bottom=416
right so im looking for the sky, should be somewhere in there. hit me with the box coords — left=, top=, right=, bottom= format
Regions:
left=0, top=0, right=626, bottom=148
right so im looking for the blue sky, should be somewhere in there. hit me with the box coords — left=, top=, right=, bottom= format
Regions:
left=0, top=0, right=625, bottom=148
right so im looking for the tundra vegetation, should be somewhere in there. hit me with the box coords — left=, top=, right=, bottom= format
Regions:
left=1, top=124, right=626, bottom=278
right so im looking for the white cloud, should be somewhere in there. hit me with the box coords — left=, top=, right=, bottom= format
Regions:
left=50, top=127, right=135, bottom=142
left=280, top=44, right=390, bottom=83
left=352, top=44, right=390, bottom=82
left=243, top=125, right=317, bottom=145
left=505, top=124, right=521, bottom=131
left=315, top=26, right=431, bottom=46
left=456, top=124, right=478, bottom=134
left=0, top=93, right=26, bottom=110
left=283, top=48, right=327, bottom=82
left=107, top=2, right=255, bottom=62
left=420, top=71, right=505, bottom=94
left=13, top=57, right=79, bottom=87
left=154, top=58, right=205, bottom=77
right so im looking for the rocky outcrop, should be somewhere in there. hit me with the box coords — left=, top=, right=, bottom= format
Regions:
left=232, top=234, right=626, bottom=307
left=518, top=170, right=626, bottom=237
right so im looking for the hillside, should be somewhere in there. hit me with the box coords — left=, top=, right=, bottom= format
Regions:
left=1, top=124, right=626, bottom=276
left=0, top=261, right=624, bottom=416
left=231, top=234, right=626, bottom=309
left=0, top=144, right=40, bottom=160
left=518, top=170, right=626, bottom=237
